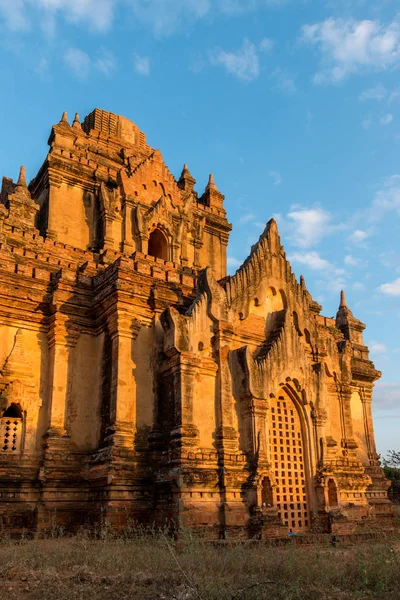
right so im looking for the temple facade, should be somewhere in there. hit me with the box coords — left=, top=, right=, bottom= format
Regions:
left=0, top=108, right=394, bottom=537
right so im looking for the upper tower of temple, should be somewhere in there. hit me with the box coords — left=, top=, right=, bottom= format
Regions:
left=2, top=108, right=231, bottom=279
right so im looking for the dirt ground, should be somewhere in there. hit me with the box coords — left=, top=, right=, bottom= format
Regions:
left=0, top=533, right=400, bottom=600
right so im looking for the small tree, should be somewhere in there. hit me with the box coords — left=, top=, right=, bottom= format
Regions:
left=382, top=450, right=400, bottom=468
left=383, top=450, right=400, bottom=503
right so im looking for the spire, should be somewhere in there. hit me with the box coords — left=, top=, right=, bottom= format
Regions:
left=7, top=166, right=37, bottom=226
left=200, top=172, right=225, bottom=211
left=16, top=165, right=27, bottom=187
left=72, top=112, right=81, bottom=130
left=178, top=163, right=196, bottom=192
left=60, top=111, right=69, bottom=125
left=180, top=163, right=191, bottom=179
left=340, top=289, right=347, bottom=309
left=336, top=288, right=366, bottom=344
left=206, top=173, right=217, bottom=191
left=300, top=275, right=306, bottom=288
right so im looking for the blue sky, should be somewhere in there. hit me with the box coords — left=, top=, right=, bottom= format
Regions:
left=0, top=0, right=399, bottom=456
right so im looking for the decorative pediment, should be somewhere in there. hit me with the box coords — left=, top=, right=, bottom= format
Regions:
left=222, top=219, right=314, bottom=324
left=119, top=149, right=184, bottom=206
left=232, top=310, right=309, bottom=401
left=135, top=195, right=174, bottom=236
left=0, top=380, right=25, bottom=412
left=99, top=182, right=121, bottom=218
left=160, top=307, right=190, bottom=355
left=197, top=267, right=229, bottom=322
left=0, top=330, right=36, bottom=412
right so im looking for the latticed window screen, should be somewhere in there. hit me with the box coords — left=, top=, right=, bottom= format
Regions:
left=0, top=417, right=22, bottom=452
left=268, top=396, right=309, bottom=532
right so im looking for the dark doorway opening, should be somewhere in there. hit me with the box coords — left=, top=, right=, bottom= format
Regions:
left=261, top=477, right=273, bottom=507
left=3, top=403, right=22, bottom=418
left=148, top=228, right=168, bottom=261
left=328, top=478, right=338, bottom=507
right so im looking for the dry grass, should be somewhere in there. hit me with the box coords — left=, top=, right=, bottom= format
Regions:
left=0, top=528, right=399, bottom=600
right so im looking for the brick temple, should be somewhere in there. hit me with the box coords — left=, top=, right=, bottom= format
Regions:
left=0, top=109, right=395, bottom=537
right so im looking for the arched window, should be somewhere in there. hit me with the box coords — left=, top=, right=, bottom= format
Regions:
left=1, top=403, right=23, bottom=452
left=328, top=478, right=338, bottom=507
left=261, top=477, right=273, bottom=507
left=148, top=228, right=169, bottom=261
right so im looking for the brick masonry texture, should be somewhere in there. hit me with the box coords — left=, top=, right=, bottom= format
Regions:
left=0, top=109, right=395, bottom=538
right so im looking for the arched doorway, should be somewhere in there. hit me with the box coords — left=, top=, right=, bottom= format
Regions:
left=148, top=228, right=169, bottom=261
left=1, top=403, right=23, bottom=452
left=268, top=395, right=309, bottom=532
left=261, top=477, right=273, bottom=508
left=328, top=479, right=338, bottom=507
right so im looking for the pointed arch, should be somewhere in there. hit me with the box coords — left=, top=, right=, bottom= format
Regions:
left=268, top=382, right=314, bottom=533
left=261, top=476, right=274, bottom=508
left=148, top=227, right=169, bottom=261
left=327, top=478, right=338, bottom=507
left=1, top=403, right=24, bottom=452
left=3, top=403, right=22, bottom=418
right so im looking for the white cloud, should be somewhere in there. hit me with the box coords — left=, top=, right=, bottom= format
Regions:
left=40, top=11, right=57, bottom=37
left=301, top=17, right=400, bottom=84
left=270, top=67, right=297, bottom=94
left=374, top=381, right=400, bottom=410
left=130, top=0, right=209, bottom=36
left=95, top=49, right=116, bottom=76
left=219, top=0, right=287, bottom=14
left=227, top=256, right=242, bottom=269
left=286, top=207, right=332, bottom=248
left=353, top=281, right=365, bottom=291
left=0, top=0, right=29, bottom=30
left=381, top=113, right=393, bottom=125
left=35, top=57, right=49, bottom=76
left=359, top=83, right=387, bottom=102
left=0, top=0, right=117, bottom=32
left=209, top=38, right=260, bottom=82
left=64, top=47, right=115, bottom=79
left=239, top=213, right=255, bottom=224
left=389, top=89, right=400, bottom=104
left=38, top=0, right=115, bottom=31
left=129, top=0, right=284, bottom=36
left=373, top=175, right=400, bottom=215
left=379, top=277, right=400, bottom=297
left=268, top=171, right=282, bottom=186
left=345, top=254, right=360, bottom=266
left=133, top=54, right=150, bottom=76
left=317, top=275, right=347, bottom=295
left=288, top=251, right=331, bottom=271
left=348, top=229, right=370, bottom=244
left=260, top=37, right=274, bottom=53
left=289, top=251, right=348, bottom=296
left=369, top=341, right=387, bottom=354
left=254, top=221, right=266, bottom=230
left=64, top=47, right=91, bottom=80
left=379, top=250, right=400, bottom=270
left=361, top=115, right=373, bottom=129
left=1, top=0, right=284, bottom=36
left=0, top=0, right=114, bottom=32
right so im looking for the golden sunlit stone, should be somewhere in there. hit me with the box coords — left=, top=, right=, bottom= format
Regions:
left=0, top=109, right=395, bottom=538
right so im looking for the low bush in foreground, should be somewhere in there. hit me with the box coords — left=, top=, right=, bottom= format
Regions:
left=0, top=529, right=399, bottom=599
